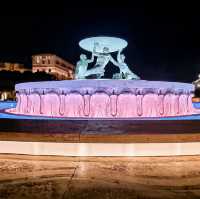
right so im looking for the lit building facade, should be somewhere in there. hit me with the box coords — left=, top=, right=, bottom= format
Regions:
left=0, top=90, right=15, bottom=101
left=32, top=54, right=74, bottom=80
left=0, top=63, right=31, bottom=73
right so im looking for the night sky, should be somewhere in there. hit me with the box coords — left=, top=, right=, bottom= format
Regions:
left=1, top=1, right=200, bottom=82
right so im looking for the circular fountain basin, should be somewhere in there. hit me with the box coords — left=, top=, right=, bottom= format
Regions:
left=9, top=79, right=197, bottom=118
left=79, top=36, right=128, bottom=53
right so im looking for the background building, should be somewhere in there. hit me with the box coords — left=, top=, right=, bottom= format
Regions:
left=0, top=62, right=31, bottom=73
left=32, top=54, right=74, bottom=80
left=0, top=90, right=15, bottom=101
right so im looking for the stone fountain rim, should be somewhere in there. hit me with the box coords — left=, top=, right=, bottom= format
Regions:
left=15, top=79, right=194, bottom=91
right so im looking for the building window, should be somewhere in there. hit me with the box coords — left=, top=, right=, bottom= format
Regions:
left=49, top=69, right=51, bottom=72
left=36, top=57, right=40, bottom=64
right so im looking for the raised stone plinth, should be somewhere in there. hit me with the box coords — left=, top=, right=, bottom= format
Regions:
left=9, top=80, right=197, bottom=118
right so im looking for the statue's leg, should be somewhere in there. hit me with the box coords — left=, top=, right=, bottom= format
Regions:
left=96, top=74, right=102, bottom=79
left=122, top=67, right=140, bottom=80
left=87, top=65, right=105, bottom=78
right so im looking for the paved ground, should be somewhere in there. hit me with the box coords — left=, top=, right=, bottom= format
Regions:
left=0, top=155, right=200, bottom=199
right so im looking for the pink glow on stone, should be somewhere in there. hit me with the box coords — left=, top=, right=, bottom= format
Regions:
left=157, top=95, right=164, bottom=116
left=110, top=95, right=117, bottom=116
left=27, top=94, right=41, bottom=115
left=136, top=95, right=143, bottom=116
left=117, top=94, right=137, bottom=117
left=171, top=95, right=179, bottom=115
left=20, top=94, right=28, bottom=114
left=83, top=94, right=90, bottom=116
left=64, top=94, right=84, bottom=117
left=15, top=93, right=21, bottom=113
left=89, top=93, right=110, bottom=117
left=142, top=94, right=158, bottom=117
left=9, top=80, right=199, bottom=118
left=179, top=94, right=189, bottom=115
left=59, top=94, right=65, bottom=116
left=163, top=94, right=173, bottom=116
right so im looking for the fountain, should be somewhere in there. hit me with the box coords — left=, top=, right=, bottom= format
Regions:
left=7, top=36, right=197, bottom=118
left=1, top=36, right=200, bottom=157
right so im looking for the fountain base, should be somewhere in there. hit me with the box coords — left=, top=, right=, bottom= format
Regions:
left=9, top=79, right=197, bottom=118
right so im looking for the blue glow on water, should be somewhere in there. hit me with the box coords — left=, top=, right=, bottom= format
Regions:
left=0, top=101, right=16, bottom=109
left=0, top=101, right=58, bottom=120
left=1, top=101, right=200, bottom=121
left=193, top=102, right=200, bottom=109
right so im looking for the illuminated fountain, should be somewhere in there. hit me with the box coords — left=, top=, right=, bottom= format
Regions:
left=11, top=79, right=195, bottom=118
left=2, top=37, right=200, bottom=157
left=8, top=36, right=197, bottom=118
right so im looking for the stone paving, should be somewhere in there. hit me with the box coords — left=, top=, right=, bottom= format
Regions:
left=0, top=155, right=200, bottom=199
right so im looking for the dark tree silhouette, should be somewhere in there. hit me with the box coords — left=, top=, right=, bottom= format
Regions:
left=0, top=71, right=56, bottom=91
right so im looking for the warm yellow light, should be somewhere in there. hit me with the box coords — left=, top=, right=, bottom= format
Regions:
left=0, top=141, right=200, bottom=157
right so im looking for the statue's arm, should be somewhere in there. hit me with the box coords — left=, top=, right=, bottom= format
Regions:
left=87, top=44, right=100, bottom=63
left=117, top=49, right=122, bottom=62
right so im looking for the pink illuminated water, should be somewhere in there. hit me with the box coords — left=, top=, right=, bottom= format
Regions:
left=8, top=80, right=198, bottom=118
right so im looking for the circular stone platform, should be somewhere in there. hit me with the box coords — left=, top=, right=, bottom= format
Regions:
left=9, top=80, right=197, bottom=118
left=79, top=36, right=128, bottom=53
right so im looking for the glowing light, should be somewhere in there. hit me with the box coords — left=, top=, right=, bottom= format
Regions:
left=0, top=141, right=200, bottom=156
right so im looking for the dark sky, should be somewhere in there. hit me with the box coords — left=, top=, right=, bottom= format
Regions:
left=1, top=1, right=200, bottom=82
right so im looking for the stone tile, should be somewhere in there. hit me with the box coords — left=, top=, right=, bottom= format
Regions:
left=0, top=155, right=200, bottom=199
